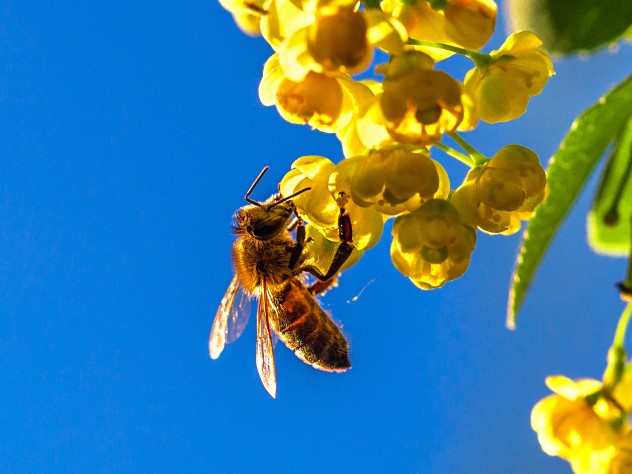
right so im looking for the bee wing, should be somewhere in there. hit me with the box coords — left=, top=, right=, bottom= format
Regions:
left=210, top=275, right=251, bottom=359
left=256, top=281, right=277, bottom=398
left=226, top=286, right=251, bottom=344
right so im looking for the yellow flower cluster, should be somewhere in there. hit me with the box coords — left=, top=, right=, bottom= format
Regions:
left=532, top=371, right=632, bottom=473
left=219, top=0, right=553, bottom=288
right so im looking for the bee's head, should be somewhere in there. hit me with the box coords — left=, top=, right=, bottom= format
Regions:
left=234, top=167, right=311, bottom=239
left=234, top=195, right=295, bottom=240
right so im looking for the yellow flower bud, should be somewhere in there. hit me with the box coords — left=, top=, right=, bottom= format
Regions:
left=307, top=11, right=372, bottom=76
left=465, top=31, right=554, bottom=123
left=391, top=199, right=476, bottom=289
left=260, top=54, right=365, bottom=133
left=451, top=145, right=546, bottom=235
left=476, top=145, right=546, bottom=210
left=379, top=53, right=464, bottom=145
left=350, top=149, right=440, bottom=215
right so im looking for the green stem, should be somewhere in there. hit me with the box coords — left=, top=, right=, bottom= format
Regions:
left=613, top=303, right=632, bottom=350
left=604, top=303, right=632, bottom=387
left=448, top=132, right=489, bottom=166
left=434, top=142, right=474, bottom=167
left=407, top=39, right=491, bottom=67
left=620, top=214, right=632, bottom=300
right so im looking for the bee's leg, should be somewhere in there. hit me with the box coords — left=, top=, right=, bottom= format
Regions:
left=286, top=216, right=299, bottom=233
left=287, top=216, right=309, bottom=270
left=308, top=276, right=339, bottom=296
left=302, top=194, right=354, bottom=282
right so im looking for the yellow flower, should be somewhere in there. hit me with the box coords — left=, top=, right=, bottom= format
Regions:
left=333, top=79, right=384, bottom=156
left=260, top=54, right=371, bottom=132
left=451, top=144, right=547, bottom=235
left=307, top=10, right=373, bottom=75
left=277, top=7, right=406, bottom=82
left=465, top=31, right=554, bottom=123
left=607, top=433, right=632, bottom=474
left=261, top=0, right=314, bottom=49
left=391, top=199, right=476, bottom=289
left=382, top=0, right=497, bottom=61
left=218, top=0, right=267, bottom=36
left=376, top=52, right=464, bottom=145
left=349, top=148, right=448, bottom=215
left=303, top=222, right=363, bottom=273
left=612, top=366, right=632, bottom=413
left=280, top=155, right=384, bottom=251
left=531, top=376, right=619, bottom=473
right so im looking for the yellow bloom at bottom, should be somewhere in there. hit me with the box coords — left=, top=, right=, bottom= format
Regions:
left=531, top=395, right=616, bottom=462
left=530, top=375, right=628, bottom=474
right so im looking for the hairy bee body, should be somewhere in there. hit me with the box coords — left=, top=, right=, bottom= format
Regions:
left=211, top=183, right=351, bottom=398
left=231, top=224, right=297, bottom=293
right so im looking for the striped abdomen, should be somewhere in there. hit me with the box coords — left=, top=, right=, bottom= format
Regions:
left=269, top=279, right=351, bottom=372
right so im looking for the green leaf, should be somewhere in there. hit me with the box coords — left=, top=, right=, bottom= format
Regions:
left=506, top=0, right=632, bottom=55
left=507, top=76, right=632, bottom=329
left=588, top=117, right=632, bottom=256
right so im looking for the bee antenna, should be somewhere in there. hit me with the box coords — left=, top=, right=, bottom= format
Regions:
left=244, top=166, right=270, bottom=206
left=270, top=186, right=311, bottom=208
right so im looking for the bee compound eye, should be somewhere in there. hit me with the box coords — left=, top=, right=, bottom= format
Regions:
left=252, top=216, right=284, bottom=239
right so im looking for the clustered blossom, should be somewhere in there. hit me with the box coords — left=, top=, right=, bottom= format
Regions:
left=217, top=5, right=632, bottom=470
left=219, top=0, right=552, bottom=287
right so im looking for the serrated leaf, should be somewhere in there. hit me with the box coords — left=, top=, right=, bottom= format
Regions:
left=506, top=0, right=632, bottom=55
left=508, top=76, right=632, bottom=329
left=588, top=117, right=632, bottom=256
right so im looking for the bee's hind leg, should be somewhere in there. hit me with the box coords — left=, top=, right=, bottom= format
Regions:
left=301, top=193, right=354, bottom=282
left=307, top=276, right=339, bottom=296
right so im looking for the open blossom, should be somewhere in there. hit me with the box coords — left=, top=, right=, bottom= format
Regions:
left=371, top=51, right=464, bottom=146
left=260, top=54, right=375, bottom=133
left=276, top=7, right=406, bottom=82
left=451, top=144, right=547, bottom=235
left=530, top=375, right=630, bottom=474
left=382, top=0, right=497, bottom=60
left=349, top=148, right=448, bottom=215
left=391, top=199, right=476, bottom=289
left=465, top=31, right=554, bottom=123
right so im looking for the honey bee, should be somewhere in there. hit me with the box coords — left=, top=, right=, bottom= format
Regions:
left=209, top=167, right=355, bottom=398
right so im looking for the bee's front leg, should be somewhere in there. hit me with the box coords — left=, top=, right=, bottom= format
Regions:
left=287, top=215, right=308, bottom=270
left=302, top=193, right=354, bottom=282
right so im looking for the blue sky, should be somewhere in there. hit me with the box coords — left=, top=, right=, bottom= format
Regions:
left=1, top=1, right=631, bottom=472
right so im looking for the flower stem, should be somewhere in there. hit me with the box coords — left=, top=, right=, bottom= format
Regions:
left=407, top=39, right=491, bottom=67
left=603, top=303, right=632, bottom=388
left=613, top=303, right=632, bottom=351
left=448, top=132, right=489, bottom=166
left=434, top=142, right=474, bottom=167
left=619, top=214, right=632, bottom=301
